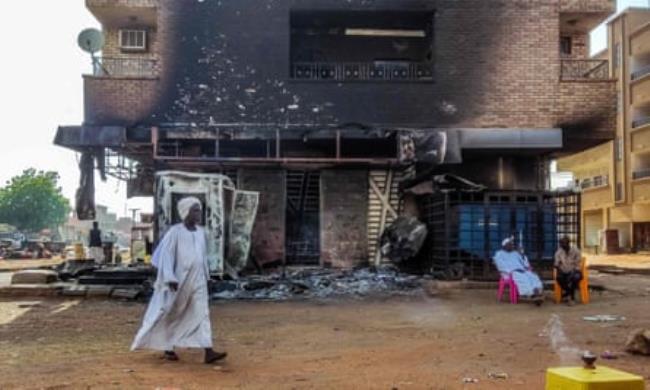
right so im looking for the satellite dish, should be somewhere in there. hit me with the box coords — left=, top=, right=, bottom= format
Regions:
left=77, top=28, right=104, bottom=54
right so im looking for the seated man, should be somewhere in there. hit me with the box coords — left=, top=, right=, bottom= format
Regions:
left=494, top=237, right=544, bottom=304
left=554, top=236, right=582, bottom=306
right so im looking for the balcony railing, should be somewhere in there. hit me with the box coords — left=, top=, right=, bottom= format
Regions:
left=560, top=59, right=609, bottom=81
left=632, top=116, right=650, bottom=129
left=632, top=65, right=650, bottom=81
left=290, top=61, right=433, bottom=82
left=633, top=169, right=650, bottom=180
left=92, top=57, right=157, bottom=78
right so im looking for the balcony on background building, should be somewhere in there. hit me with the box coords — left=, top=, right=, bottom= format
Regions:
left=92, top=57, right=157, bottom=78
left=560, top=59, right=609, bottom=81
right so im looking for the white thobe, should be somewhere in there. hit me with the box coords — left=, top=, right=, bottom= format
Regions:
left=494, top=249, right=543, bottom=297
left=131, top=224, right=213, bottom=351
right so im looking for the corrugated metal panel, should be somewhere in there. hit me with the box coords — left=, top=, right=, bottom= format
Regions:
left=367, top=169, right=402, bottom=264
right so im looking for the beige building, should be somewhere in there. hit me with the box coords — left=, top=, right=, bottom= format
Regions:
left=558, top=8, right=650, bottom=254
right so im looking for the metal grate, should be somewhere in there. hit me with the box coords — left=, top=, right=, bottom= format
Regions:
left=285, top=170, right=321, bottom=265
left=291, top=61, right=433, bottom=82
left=419, top=190, right=580, bottom=281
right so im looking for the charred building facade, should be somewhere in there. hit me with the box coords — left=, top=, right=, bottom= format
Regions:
left=56, top=0, right=616, bottom=269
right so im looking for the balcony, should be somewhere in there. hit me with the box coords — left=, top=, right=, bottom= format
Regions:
left=84, top=57, right=159, bottom=125
left=630, top=22, right=650, bottom=57
left=560, top=59, right=609, bottom=81
left=91, top=57, right=157, bottom=78
left=86, top=0, right=157, bottom=27
left=631, top=67, right=650, bottom=107
left=290, top=61, right=433, bottom=82
left=632, top=116, right=650, bottom=129
left=633, top=168, right=650, bottom=180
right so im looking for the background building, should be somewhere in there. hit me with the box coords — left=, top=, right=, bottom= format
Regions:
left=558, top=7, right=650, bottom=254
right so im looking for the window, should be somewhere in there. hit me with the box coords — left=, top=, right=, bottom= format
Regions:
left=593, top=175, right=609, bottom=187
left=615, top=138, right=623, bottom=161
left=580, top=178, right=592, bottom=189
left=613, top=42, right=621, bottom=69
left=615, top=182, right=623, bottom=201
left=119, top=29, right=147, bottom=51
left=560, top=37, right=572, bottom=56
left=290, top=10, right=434, bottom=82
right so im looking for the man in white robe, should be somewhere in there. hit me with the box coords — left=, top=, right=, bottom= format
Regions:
left=131, top=197, right=227, bottom=364
left=494, top=237, right=544, bottom=304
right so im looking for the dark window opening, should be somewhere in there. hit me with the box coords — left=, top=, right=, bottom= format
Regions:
left=290, top=9, right=434, bottom=82
left=285, top=170, right=321, bottom=265
left=219, top=140, right=275, bottom=158
left=560, top=36, right=572, bottom=56
left=340, top=138, right=397, bottom=158
left=280, top=139, right=337, bottom=158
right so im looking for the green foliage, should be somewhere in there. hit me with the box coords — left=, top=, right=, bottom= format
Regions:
left=0, top=169, right=71, bottom=233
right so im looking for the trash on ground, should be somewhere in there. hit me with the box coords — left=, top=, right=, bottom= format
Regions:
left=583, top=315, right=626, bottom=323
left=462, top=377, right=479, bottom=384
left=488, top=372, right=509, bottom=379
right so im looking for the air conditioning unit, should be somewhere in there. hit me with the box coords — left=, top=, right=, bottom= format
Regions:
left=119, top=29, right=147, bottom=51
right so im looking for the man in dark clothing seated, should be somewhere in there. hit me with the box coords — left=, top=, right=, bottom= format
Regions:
left=554, top=236, right=582, bottom=306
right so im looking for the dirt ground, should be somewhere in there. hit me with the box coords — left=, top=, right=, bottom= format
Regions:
left=0, top=273, right=649, bottom=390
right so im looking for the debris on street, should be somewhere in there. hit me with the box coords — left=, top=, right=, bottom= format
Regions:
left=583, top=315, right=626, bottom=323
left=211, top=266, right=424, bottom=300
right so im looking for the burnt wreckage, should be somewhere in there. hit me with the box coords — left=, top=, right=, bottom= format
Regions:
left=55, top=0, right=613, bottom=279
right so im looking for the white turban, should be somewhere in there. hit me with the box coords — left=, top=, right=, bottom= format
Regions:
left=177, top=196, right=202, bottom=221
left=502, top=237, right=514, bottom=247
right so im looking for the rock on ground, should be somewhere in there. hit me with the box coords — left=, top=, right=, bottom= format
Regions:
left=625, top=328, right=650, bottom=355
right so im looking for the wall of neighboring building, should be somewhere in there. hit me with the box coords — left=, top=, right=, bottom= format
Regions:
left=321, top=169, right=368, bottom=268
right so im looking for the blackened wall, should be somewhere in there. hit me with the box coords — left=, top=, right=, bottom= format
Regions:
left=321, top=169, right=369, bottom=267
left=147, top=0, right=607, bottom=133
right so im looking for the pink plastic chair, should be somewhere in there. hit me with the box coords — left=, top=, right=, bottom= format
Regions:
left=497, top=273, right=518, bottom=304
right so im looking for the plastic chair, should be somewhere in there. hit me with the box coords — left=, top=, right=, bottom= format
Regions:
left=553, top=257, right=589, bottom=304
left=497, top=273, right=519, bottom=304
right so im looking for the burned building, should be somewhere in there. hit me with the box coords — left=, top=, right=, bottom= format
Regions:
left=56, top=0, right=616, bottom=271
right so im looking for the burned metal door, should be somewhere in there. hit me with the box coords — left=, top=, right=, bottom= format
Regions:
left=285, top=170, right=321, bottom=265
left=225, top=190, right=259, bottom=275
left=368, top=169, right=402, bottom=264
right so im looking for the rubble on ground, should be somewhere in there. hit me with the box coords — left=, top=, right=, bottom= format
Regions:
left=211, top=266, right=425, bottom=300
left=625, top=328, right=650, bottom=356
left=11, top=270, right=58, bottom=285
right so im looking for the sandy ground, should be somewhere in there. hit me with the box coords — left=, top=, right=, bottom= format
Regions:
left=0, top=273, right=649, bottom=389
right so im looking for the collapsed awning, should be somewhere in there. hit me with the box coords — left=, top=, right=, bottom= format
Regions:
left=54, top=125, right=127, bottom=151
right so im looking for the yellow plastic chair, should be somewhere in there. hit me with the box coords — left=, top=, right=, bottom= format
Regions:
left=554, top=257, right=589, bottom=304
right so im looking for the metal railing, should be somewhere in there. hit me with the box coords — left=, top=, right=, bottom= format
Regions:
left=560, top=59, right=609, bottom=81
left=631, top=65, right=650, bottom=80
left=92, top=57, right=157, bottom=78
left=290, top=61, right=433, bottom=82
left=632, top=116, right=650, bottom=129
left=633, top=169, right=650, bottom=180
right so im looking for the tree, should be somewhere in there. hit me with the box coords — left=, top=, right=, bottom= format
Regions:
left=0, top=169, right=71, bottom=233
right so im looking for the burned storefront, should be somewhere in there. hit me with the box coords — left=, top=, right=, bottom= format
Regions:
left=56, top=0, right=615, bottom=277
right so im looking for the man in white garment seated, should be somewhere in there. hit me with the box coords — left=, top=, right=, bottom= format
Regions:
left=131, top=197, right=227, bottom=364
left=493, top=237, right=544, bottom=305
